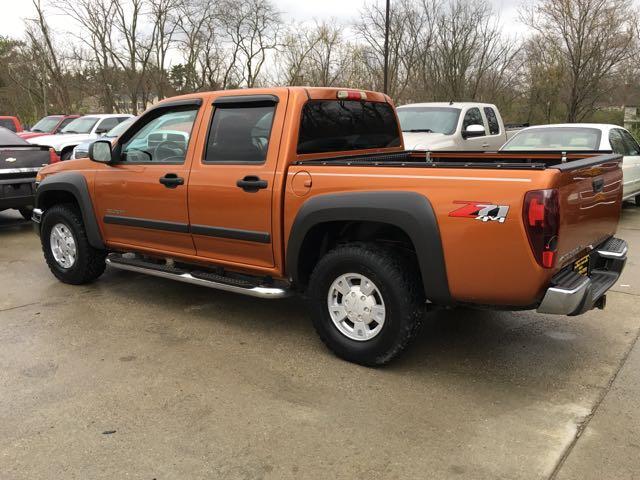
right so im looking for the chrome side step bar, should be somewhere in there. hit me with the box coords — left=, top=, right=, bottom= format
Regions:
left=106, top=257, right=292, bottom=299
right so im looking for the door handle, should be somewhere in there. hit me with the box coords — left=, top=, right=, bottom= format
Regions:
left=159, top=173, right=184, bottom=188
left=237, top=175, right=268, bottom=192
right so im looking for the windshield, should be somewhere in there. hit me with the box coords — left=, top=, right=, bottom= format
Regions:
left=502, top=127, right=602, bottom=151
left=30, top=116, right=60, bottom=133
left=61, top=117, right=99, bottom=134
left=105, top=118, right=135, bottom=138
left=397, top=107, right=461, bottom=135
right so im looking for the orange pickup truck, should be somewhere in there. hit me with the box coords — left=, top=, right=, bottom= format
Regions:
left=32, top=87, right=628, bottom=365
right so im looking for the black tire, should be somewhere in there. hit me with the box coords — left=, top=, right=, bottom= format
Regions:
left=18, top=206, right=33, bottom=220
left=41, top=203, right=106, bottom=284
left=60, top=149, right=73, bottom=161
left=307, top=243, right=425, bottom=366
left=636, top=194, right=640, bottom=207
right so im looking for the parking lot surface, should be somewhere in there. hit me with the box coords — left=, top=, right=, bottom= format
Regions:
left=1, top=206, right=639, bottom=480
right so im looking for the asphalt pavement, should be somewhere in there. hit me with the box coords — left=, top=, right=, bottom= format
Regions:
left=1, top=205, right=639, bottom=479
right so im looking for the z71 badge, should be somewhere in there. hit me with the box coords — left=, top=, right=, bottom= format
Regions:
left=449, top=201, right=510, bottom=223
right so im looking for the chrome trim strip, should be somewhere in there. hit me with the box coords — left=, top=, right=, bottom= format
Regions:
left=0, top=167, right=42, bottom=174
left=106, top=258, right=291, bottom=299
left=597, top=246, right=628, bottom=259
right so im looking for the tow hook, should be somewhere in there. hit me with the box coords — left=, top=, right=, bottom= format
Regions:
left=595, top=295, right=607, bottom=310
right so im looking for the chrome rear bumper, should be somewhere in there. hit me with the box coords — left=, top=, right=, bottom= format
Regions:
left=537, top=237, right=627, bottom=316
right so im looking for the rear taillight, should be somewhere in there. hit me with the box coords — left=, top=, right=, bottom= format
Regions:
left=49, top=148, right=60, bottom=164
left=523, top=189, right=559, bottom=269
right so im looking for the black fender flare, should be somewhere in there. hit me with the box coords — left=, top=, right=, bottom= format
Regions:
left=286, top=191, right=451, bottom=304
left=35, top=172, right=105, bottom=250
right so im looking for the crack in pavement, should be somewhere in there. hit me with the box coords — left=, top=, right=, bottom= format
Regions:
left=548, top=325, right=640, bottom=479
left=0, top=302, right=41, bottom=313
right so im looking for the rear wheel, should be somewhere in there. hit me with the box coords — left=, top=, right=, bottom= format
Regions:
left=41, top=204, right=106, bottom=284
left=635, top=194, right=640, bottom=207
left=60, top=148, right=73, bottom=161
left=307, top=243, right=425, bottom=366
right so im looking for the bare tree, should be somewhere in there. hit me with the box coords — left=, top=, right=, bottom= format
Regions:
left=356, top=0, right=433, bottom=101
left=25, top=0, right=71, bottom=111
left=57, top=0, right=119, bottom=112
left=522, top=0, right=638, bottom=122
left=219, top=0, right=281, bottom=88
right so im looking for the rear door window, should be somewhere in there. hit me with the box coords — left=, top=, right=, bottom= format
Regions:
left=297, top=100, right=401, bottom=154
left=205, top=105, right=275, bottom=163
left=484, top=107, right=500, bottom=135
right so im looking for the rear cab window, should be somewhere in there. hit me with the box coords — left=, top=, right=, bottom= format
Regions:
left=297, top=100, right=401, bottom=155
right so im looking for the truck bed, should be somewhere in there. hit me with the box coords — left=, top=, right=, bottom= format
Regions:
left=288, top=150, right=623, bottom=306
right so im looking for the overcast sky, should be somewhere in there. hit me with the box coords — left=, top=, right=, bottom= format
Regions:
left=0, top=0, right=525, bottom=39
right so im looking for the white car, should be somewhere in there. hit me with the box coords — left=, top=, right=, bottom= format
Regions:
left=397, top=102, right=521, bottom=151
left=28, top=114, right=134, bottom=160
left=501, top=123, right=640, bottom=204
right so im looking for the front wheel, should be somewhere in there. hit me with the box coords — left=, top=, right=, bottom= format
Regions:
left=307, top=243, right=425, bottom=366
left=41, top=204, right=106, bottom=284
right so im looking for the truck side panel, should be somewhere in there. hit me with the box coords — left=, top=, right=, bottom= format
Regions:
left=284, top=164, right=619, bottom=307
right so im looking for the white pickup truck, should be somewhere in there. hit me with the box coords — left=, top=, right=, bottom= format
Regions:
left=397, top=102, right=522, bottom=151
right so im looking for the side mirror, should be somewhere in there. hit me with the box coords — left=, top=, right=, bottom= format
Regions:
left=463, top=124, right=486, bottom=139
left=89, top=140, right=113, bottom=164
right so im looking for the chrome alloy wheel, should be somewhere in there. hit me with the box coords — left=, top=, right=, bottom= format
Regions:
left=327, top=273, right=386, bottom=341
left=49, top=223, right=77, bottom=269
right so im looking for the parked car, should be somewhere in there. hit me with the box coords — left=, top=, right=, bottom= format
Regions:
left=397, top=102, right=522, bottom=151
left=18, top=115, right=80, bottom=140
left=0, top=116, right=23, bottom=133
left=501, top=124, right=640, bottom=204
left=32, top=87, right=627, bottom=366
left=0, top=127, right=59, bottom=220
left=71, top=117, right=137, bottom=159
left=28, top=114, right=134, bottom=160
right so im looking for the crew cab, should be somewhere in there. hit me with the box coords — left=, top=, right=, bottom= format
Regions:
left=502, top=123, right=640, bottom=205
left=32, top=88, right=628, bottom=366
left=398, top=102, right=522, bottom=151
left=18, top=115, right=80, bottom=140
left=28, top=114, right=133, bottom=160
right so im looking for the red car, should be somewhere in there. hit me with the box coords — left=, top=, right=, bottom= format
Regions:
left=18, top=115, right=80, bottom=140
left=0, top=116, right=23, bottom=133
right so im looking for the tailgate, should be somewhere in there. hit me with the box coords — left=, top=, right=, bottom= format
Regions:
left=0, top=146, right=50, bottom=174
left=553, top=154, right=623, bottom=269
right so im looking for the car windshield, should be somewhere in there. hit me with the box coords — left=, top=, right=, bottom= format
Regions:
left=30, top=116, right=61, bottom=133
left=105, top=118, right=136, bottom=138
left=397, top=107, right=461, bottom=135
left=61, top=117, right=99, bottom=134
left=502, top=127, right=602, bottom=151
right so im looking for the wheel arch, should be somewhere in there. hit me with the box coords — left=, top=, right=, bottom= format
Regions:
left=286, top=191, right=451, bottom=304
left=36, top=172, right=105, bottom=249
